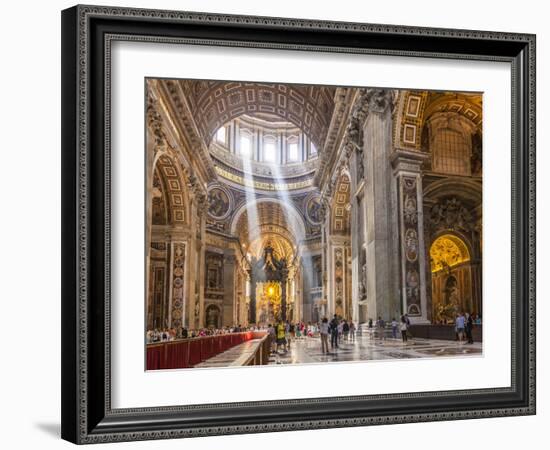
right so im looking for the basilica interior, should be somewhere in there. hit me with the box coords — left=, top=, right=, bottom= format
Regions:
left=145, top=79, right=482, bottom=334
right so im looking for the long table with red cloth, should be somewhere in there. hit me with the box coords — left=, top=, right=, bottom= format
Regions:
left=146, top=331, right=267, bottom=370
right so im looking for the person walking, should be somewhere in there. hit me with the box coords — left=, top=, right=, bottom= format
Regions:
left=285, top=320, right=292, bottom=350
left=400, top=316, right=408, bottom=343
left=337, top=319, right=344, bottom=345
left=319, top=317, right=330, bottom=354
left=465, top=312, right=474, bottom=344
left=404, top=313, right=413, bottom=340
left=343, top=320, right=350, bottom=341
left=268, top=323, right=276, bottom=353
left=276, top=319, right=287, bottom=353
left=295, top=322, right=302, bottom=339
left=349, top=320, right=356, bottom=342
left=330, top=314, right=339, bottom=349
left=455, top=312, right=466, bottom=343
left=391, top=318, right=398, bottom=339
left=376, top=316, right=386, bottom=341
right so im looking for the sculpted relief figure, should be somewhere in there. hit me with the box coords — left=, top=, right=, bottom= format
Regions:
left=429, top=198, right=474, bottom=233
left=365, top=88, right=395, bottom=114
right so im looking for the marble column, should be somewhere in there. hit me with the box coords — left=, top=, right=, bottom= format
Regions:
left=194, top=214, right=206, bottom=329
left=145, top=99, right=169, bottom=330
left=391, top=149, right=430, bottom=323
left=281, top=268, right=288, bottom=321
left=184, top=205, right=197, bottom=329
left=362, top=89, right=400, bottom=321
left=323, top=205, right=332, bottom=317
left=349, top=164, right=365, bottom=324
left=168, top=240, right=186, bottom=329
left=223, top=251, right=236, bottom=326
left=248, top=268, right=256, bottom=324
left=300, top=254, right=313, bottom=322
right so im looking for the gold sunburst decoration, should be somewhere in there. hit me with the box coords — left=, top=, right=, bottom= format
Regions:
left=430, top=234, right=470, bottom=272
left=256, top=281, right=282, bottom=323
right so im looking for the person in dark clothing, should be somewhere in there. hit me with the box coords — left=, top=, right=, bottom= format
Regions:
left=465, top=312, right=474, bottom=344
left=342, top=320, right=350, bottom=341
left=330, top=315, right=339, bottom=349
left=400, top=315, right=408, bottom=343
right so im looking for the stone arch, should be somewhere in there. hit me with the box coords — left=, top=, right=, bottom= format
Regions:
left=424, top=112, right=477, bottom=176
left=393, top=90, right=482, bottom=154
left=205, top=304, right=221, bottom=328
left=178, top=80, right=336, bottom=150
left=423, top=177, right=482, bottom=206
left=330, top=172, right=351, bottom=234
left=429, top=232, right=477, bottom=322
left=151, top=165, right=170, bottom=225
left=230, top=197, right=307, bottom=241
left=247, top=229, right=296, bottom=262
left=429, top=233, right=471, bottom=273
left=152, top=152, right=189, bottom=226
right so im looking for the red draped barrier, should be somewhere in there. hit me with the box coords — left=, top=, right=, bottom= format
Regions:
left=146, top=345, right=163, bottom=370
left=146, top=331, right=260, bottom=370
left=187, top=339, right=203, bottom=367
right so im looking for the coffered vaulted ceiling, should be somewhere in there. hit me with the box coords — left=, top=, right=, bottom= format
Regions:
left=175, top=80, right=336, bottom=150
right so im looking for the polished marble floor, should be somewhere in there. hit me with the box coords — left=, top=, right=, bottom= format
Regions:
left=197, top=331, right=482, bottom=368
left=268, top=333, right=482, bottom=366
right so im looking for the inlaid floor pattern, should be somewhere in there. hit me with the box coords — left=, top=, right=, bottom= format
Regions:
left=197, top=332, right=482, bottom=368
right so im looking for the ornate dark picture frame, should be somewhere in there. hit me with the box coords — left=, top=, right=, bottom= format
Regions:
left=61, top=4, right=536, bottom=444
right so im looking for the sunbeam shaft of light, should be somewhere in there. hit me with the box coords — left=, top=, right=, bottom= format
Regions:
left=241, top=155, right=260, bottom=255
left=265, top=159, right=314, bottom=305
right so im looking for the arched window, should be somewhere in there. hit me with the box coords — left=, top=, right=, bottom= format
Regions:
left=310, top=142, right=317, bottom=157
left=239, top=133, right=252, bottom=158
left=263, top=139, right=277, bottom=163
left=431, top=128, right=471, bottom=175
left=287, top=136, right=299, bottom=162
left=215, top=126, right=226, bottom=144
left=288, top=143, right=299, bottom=162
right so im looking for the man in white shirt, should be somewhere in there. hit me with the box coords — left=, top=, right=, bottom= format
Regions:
left=455, top=313, right=466, bottom=342
left=319, top=317, right=330, bottom=354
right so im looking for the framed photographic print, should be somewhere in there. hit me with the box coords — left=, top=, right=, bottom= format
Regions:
left=61, top=4, right=536, bottom=444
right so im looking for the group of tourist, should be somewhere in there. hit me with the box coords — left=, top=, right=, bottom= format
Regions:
left=146, top=324, right=252, bottom=343
left=147, top=311, right=478, bottom=348
left=318, top=315, right=358, bottom=353
left=265, top=320, right=316, bottom=354
left=262, top=316, right=363, bottom=355
left=364, top=315, right=412, bottom=343
left=436, top=314, right=482, bottom=326
left=454, top=311, right=476, bottom=344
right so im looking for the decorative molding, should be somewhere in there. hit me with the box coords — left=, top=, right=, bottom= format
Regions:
left=65, top=4, right=536, bottom=443
left=427, top=197, right=476, bottom=235
left=170, top=242, right=186, bottom=329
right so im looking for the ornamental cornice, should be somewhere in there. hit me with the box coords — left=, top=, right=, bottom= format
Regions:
left=316, top=88, right=396, bottom=192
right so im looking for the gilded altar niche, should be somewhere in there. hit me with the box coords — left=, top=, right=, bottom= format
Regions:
left=430, top=234, right=473, bottom=322
left=426, top=196, right=480, bottom=321
left=256, top=281, right=282, bottom=325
